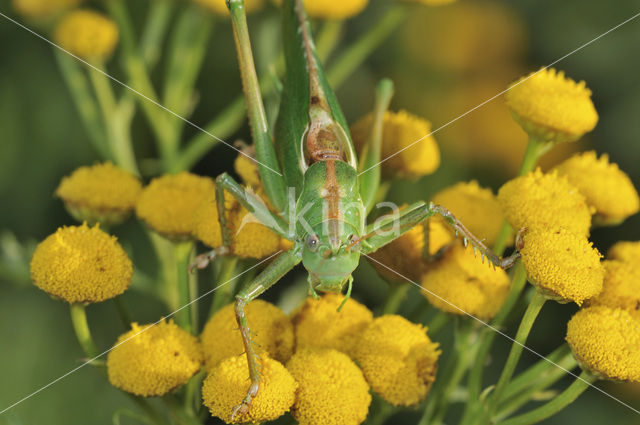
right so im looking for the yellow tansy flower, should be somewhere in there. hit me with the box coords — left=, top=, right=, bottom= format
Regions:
left=351, top=110, right=440, bottom=180
left=519, top=228, right=603, bottom=305
left=585, top=260, right=640, bottom=320
left=506, top=68, right=598, bottom=143
left=566, top=306, right=640, bottom=382
left=30, top=223, right=132, bottom=303
left=202, top=354, right=296, bottom=424
left=368, top=217, right=452, bottom=283
left=136, top=172, right=215, bottom=239
left=608, top=241, right=640, bottom=264
left=302, top=0, right=368, bottom=19
left=234, top=154, right=262, bottom=188
left=54, top=10, right=119, bottom=61
left=13, top=0, right=81, bottom=19
left=421, top=243, right=510, bottom=319
left=431, top=181, right=508, bottom=247
left=553, top=151, right=639, bottom=225
left=230, top=206, right=281, bottom=258
left=353, top=315, right=440, bottom=406
left=107, top=320, right=204, bottom=396
left=292, top=293, right=372, bottom=356
left=287, top=347, right=371, bottom=425
left=497, top=169, right=593, bottom=237
left=201, top=300, right=294, bottom=370
left=401, top=0, right=455, bottom=5
left=193, top=0, right=264, bottom=15
left=55, top=162, right=142, bottom=226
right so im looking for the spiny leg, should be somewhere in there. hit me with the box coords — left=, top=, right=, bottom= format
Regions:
left=231, top=249, right=302, bottom=420
left=361, top=201, right=520, bottom=270
left=358, top=79, right=394, bottom=214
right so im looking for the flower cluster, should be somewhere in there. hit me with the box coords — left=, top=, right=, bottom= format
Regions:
left=200, top=295, right=439, bottom=424
left=54, top=9, right=119, bottom=61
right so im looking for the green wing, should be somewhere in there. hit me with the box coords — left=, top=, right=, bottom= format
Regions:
left=275, top=0, right=356, bottom=193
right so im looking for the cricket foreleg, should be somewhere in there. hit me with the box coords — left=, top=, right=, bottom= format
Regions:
left=231, top=249, right=302, bottom=420
left=361, top=201, right=520, bottom=269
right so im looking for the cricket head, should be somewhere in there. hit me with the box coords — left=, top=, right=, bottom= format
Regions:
left=301, top=220, right=361, bottom=293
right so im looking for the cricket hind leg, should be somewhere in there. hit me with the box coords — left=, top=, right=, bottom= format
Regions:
left=361, top=201, right=520, bottom=270
left=230, top=249, right=302, bottom=420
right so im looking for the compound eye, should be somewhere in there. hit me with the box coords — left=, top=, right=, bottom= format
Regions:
left=347, top=234, right=360, bottom=251
left=306, top=234, right=320, bottom=252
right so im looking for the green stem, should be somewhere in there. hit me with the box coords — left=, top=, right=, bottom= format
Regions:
left=54, top=51, right=110, bottom=160
left=315, top=20, right=344, bottom=62
left=497, top=371, right=595, bottom=425
left=174, top=241, right=195, bottom=333
left=493, top=136, right=553, bottom=255
left=183, top=369, right=205, bottom=418
left=327, top=7, right=406, bottom=87
left=487, top=291, right=547, bottom=419
left=106, top=0, right=176, bottom=171
left=140, top=0, right=174, bottom=68
left=381, top=282, right=409, bottom=315
left=70, top=303, right=99, bottom=359
left=419, top=319, right=476, bottom=425
left=426, top=310, right=450, bottom=336
left=366, top=400, right=396, bottom=425
left=496, top=348, right=577, bottom=421
left=462, top=263, right=528, bottom=424
left=209, top=256, right=239, bottom=318
left=113, top=296, right=133, bottom=329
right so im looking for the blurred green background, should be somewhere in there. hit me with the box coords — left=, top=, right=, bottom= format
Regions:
left=1, top=0, right=639, bottom=424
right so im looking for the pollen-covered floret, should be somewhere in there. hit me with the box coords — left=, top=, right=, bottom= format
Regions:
left=292, top=293, right=372, bottom=357
left=351, top=110, right=440, bottom=180
left=421, top=243, right=511, bottom=319
left=302, top=0, right=368, bottom=19
left=519, top=228, right=603, bottom=305
left=55, top=162, right=142, bottom=226
left=608, top=241, right=640, bottom=264
left=30, top=223, right=132, bottom=303
left=136, top=172, right=214, bottom=239
left=566, top=306, right=640, bottom=382
left=287, top=347, right=371, bottom=425
left=368, top=218, right=453, bottom=283
left=13, top=0, right=81, bottom=19
left=431, top=181, right=508, bottom=247
left=585, top=260, right=640, bottom=320
left=353, top=315, right=440, bottom=406
left=506, top=68, right=598, bottom=143
left=54, top=10, right=119, bottom=60
left=107, top=320, right=204, bottom=396
left=193, top=0, right=264, bottom=15
left=497, top=169, right=593, bottom=237
left=201, top=300, right=294, bottom=370
left=230, top=206, right=281, bottom=258
left=234, top=154, right=262, bottom=188
left=553, top=151, right=639, bottom=225
left=202, top=354, right=297, bottom=424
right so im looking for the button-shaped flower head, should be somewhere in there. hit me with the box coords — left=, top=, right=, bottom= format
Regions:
left=353, top=315, right=440, bottom=406
left=287, top=347, right=371, bottom=425
left=506, top=68, right=598, bottom=143
left=136, top=172, right=215, bottom=240
left=13, top=0, right=82, bottom=19
left=368, top=218, right=453, bottom=283
left=201, top=300, right=294, bottom=370
left=30, top=223, right=132, bottom=303
left=519, top=228, right=603, bottom=305
left=608, top=241, right=640, bottom=264
left=421, top=244, right=511, bottom=319
left=566, top=306, right=640, bottom=382
left=202, top=354, right=297, bottom=424
left=585, top=260, right=640, bottom=320
left=351, top=110, right=440, bottom=180
left=292, top=293, right=373, bottom=356
left=431, top=180, right=508, bottom=247
left=193, top=0, right=264, bottom=15
left=553, top=151, right=639, bottom=226
left=54, top=10, right=119, bottom=61
left=497, top=169, right=593, bottom=237
left=107, top=320, right=204, bottom=396
left=56, top=162, right=142, bottom=226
